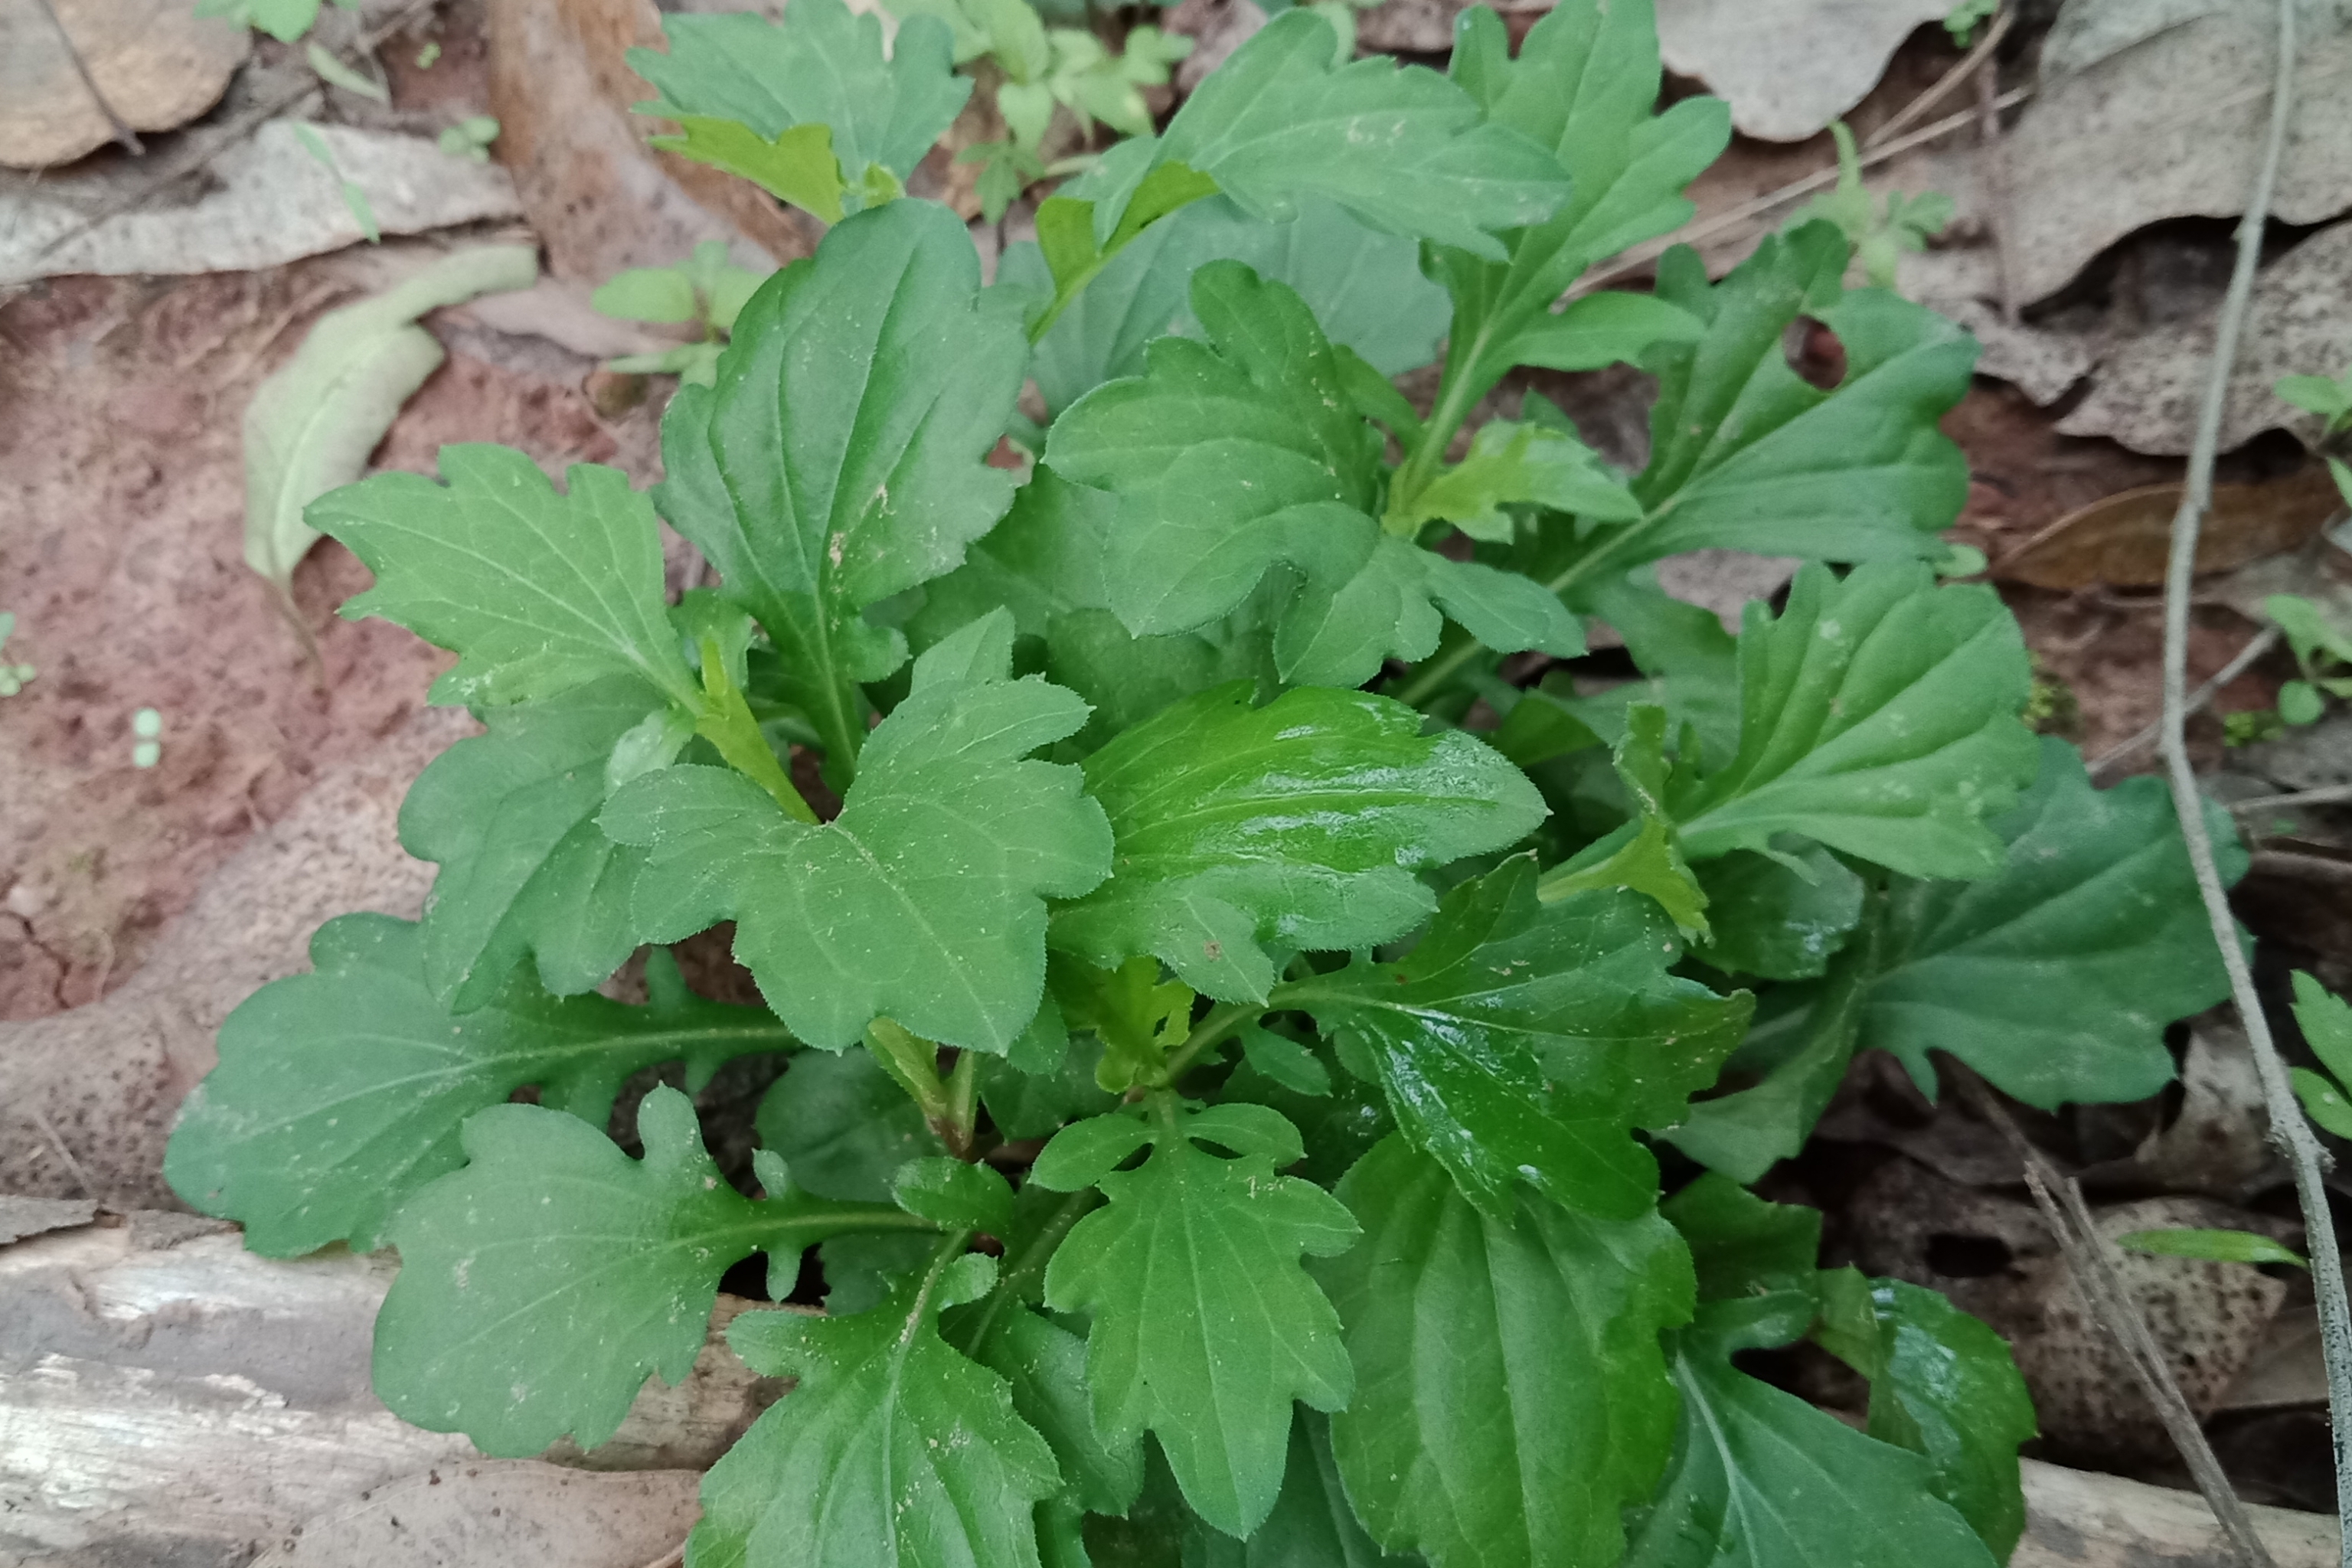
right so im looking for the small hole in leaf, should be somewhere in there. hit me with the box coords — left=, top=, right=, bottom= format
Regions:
left=1924, top=1232, right=2014, bottom=1277
left=1784, top=317, right=1847, bottom=390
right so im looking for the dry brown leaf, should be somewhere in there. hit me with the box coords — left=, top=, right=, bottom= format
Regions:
left=248, top=1463, right=701, bottom=1568
left=1653, top=0, right=1952, bottom=142
left=2007, top=0, right=2352, bottom=304
left=0, top=121, right=524, bottom=285
left=1994, top=466, right=2341, bottom=590
left=0, top=0, right=248, bottom=170
left=488, top=0, right=815, bottom=283
left=2058, top=220, right=2352, bottom=456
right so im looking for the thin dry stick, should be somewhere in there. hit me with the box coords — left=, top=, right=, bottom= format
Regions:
left=2231, top=783, right=2352, bottom=814
left=1866, top=7, right=2014, bottom=149
left=2088, top=626, right=2282, bottom=781
left=1571, top=87, right=2034, bottom=296
left=25, top=0, right=443, bottom=266
left=1973, top=28, right=2020, bottom=323
left=1970, top=1085, right=2278, bottom=1567
left=2156, top=0, right=2352, bottom=1556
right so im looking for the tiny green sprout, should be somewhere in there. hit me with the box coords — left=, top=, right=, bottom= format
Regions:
left=438, top=116, right=501, bottom=164
left=292, top=123, right=380, bottom=243
left=0, top=613, right=34, bottom=697
left=2117, top=1228, right=2305, bottom=1268
left=415, top=40, right=441, bottom=68
left=2291, top=972, right=2352, bottom=1140
left=306, top=42, right=390, bottom=103
left=593, top=240, right=770, bottom=387
left=2275, top=368, right=2352, bottom=508
left=131, top=707, right=164, bottom=770
left=2259, top=593, right=2352, bottom=730
left=1943, top=0, right=1997, bottom=45
left=1792, top=122, right=1954, bottom=291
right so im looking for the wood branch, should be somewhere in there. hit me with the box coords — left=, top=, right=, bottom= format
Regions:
left=3, top=1207, right=2341, bottom=1566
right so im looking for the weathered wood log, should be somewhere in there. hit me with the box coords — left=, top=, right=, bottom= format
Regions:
left=2, top=1207, right=2341, bottom=1566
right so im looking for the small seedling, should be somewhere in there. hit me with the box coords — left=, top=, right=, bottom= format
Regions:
left=1943, top=0, right=1998, bottom=45
left=2291, top=972, right=2352, bottom=1141
left=2225, top=592, right=2352, bottom=743
left=1792, top=122, right=1955, bottom=290
left=2277, top=367, right=2352, bottom=508
left=415, top=41, right=441, bottom=69
left=306, top=43, right=389, bottom=104
left=292, top=123, right=380, bottom=243
left=592, top=241, right=768, bottom=387
left=131, top=707, right=163, bottom=769
left=0, top=613, right=34, bottom=697
left=438, top=116, right=500, bottom=164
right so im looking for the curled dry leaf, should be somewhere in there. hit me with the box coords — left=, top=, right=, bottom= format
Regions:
left=0, top=121, right=524, bottom=286
left=1653, top=0, right=1952, bottom=142
left=2007, top=0, right=2352, bottom=304
left=1994, top=465, right=2343, bottom=590
left=2058, top=220, right=2352, bottom=456
left=0, top=0, right=247, bottom=170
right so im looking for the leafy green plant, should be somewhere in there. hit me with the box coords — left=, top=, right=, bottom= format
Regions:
left=170, top=4, right=2248, bottom=1564
left=195, top=0, right=347, bottom=43
left=2291, top=970, right=2352, bottom=1140
left=593, top=241, right=773, bottom=387
left=1943, top=0, right=1998, bottom=46
left=1792, top=122, right=1955, bottom=290
left=2222, top=590, right=2352, bottom=743
left=2278, top=365, right=2352, bottom=506
left=438, top=114, right=501, bottom=163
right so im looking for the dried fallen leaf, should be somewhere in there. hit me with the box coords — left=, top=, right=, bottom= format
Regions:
left=1995, top=466, right=2342, bottom=590
left=1653, top=0, right=1952, bottom=142
left=243, top=244, right=541, bottom=606
left=2007, top=0, right=2352, bottom=303
left=0, top=120, right=524, bottom=286
left=2059, top=220, right=2352, bottom=456
left=0, top=0, right=248, bottom=170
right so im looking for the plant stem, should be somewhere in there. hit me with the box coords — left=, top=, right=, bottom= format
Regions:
left=1158, top=1001, right=1258, bottom=1085
left=693, top=634, right=820, bottom=824
left=2154, top=2, right=2352, bottom=1553
left=1394, top=634, right=1487, bottom=708
left=959, top=1186, right=1099, bottom=1357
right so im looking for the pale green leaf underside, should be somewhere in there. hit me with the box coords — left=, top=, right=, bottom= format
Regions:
left=164, top=915, right=789, bottom=1257
left=374, top=1087, right=898, bottom=1457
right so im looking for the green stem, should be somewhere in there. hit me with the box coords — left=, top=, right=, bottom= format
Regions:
left=959, top=1187, right=1098, bottom=1357
left=1393, top=635, right=1488, bottom=709
left=693, top=634, right=819, bottom=824
left=867, top=1017, right=955, bottom=1133
left=902, top=1228, right=978, bottom=1346
left=1156, top=1001, right=1258, bottom=1086
left=944, top=1049, right=981, bottom=1158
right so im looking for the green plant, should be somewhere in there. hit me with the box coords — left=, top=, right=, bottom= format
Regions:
left=2222, top=591, right=2352, bottom=743
left=438, top=114, right=501, bottom=163
left=169, top=4, right=2249, bottom=1564
left=593, top=241, right=772, bottom=387
left=1791, top=122, right=1955, bottom=290
left=195, top=0, right=348, bottom=43
left=2278, top=365, right=2352, bottom=507
left=131, top=707, right=164, bottom=769
left=1943, top=0, right=1998, bottom=45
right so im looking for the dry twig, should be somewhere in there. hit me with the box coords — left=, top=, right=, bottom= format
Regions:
left=2088, top=626, right=2282, bottom=781
left=2154, top=0, right=2352, bottom=1553
left=1866, top=7, right=2014, bottom=149
left=1971, top=1086, right=2278, bottom=1568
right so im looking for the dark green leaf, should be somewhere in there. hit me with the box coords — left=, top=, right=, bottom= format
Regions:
left=1663, top=562, right=2038, bottom=880
left=895, top=1155, right=1015, bottom=1233
left=606, top=613, right=1113, bottom=1054
left=629, top=0, right=969, bottom=200
left=1047, top=263, right=1579, bottom=686
left=1039, top=1104, right=1359, bottom=1536
left=165, top=916, right=790, bottom=1256
left=756, top=1046, right=939, bottom=1200
left=959, top=1306, right=1146, bottom=1518
left=1862, top=736, right=2242, bottom=1107
left=400, top=678, right=665, bottom=1010
left=1692, top=844, right=1864, bottom=981
left=1080, top=11, right=1570, bottom=259
left=1321, top=1135, right=1690, bottom=1568
left=1661, top=1172, right=1821, bottom=1302
left=2116, top=1229, right=2306, bottom=1268
left=657, top=200, right=1027, bottom=773
left=374, top=1086, right=920, bottom=1455
left=691, top=1251, right=1062, bottom=1568
left=316, top=445, right=697, bottom=710
left=1009, top=194, right=1448, bottom=419
left=1237, top=1023, right=1331, bottom=1098
left=1186, top=1413, right=1406, bottom=1567
left=1815, top=1276, right=2037, bottom=1561
left=1623, top=1307, right=2000, bottom=1568
left=1283, top=858, right=1748, bottom=1221
left=1050, top=682, right=1547, bottom=1002
left=1543, top=224, right=1977, bottom=609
